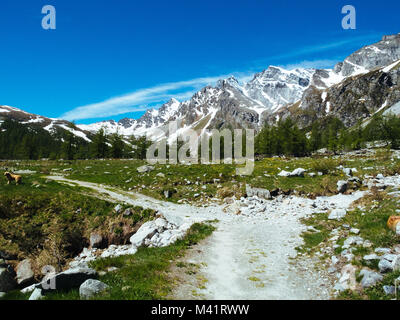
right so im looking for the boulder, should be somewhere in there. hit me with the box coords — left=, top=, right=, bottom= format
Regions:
left=277, top=168, right=306, bottom=177
left=359, top=269, right=383, bottom=289
left=328, top=208, right=347, bottom=220
left=383, top=285, right=396, bottom=295
left=114, top=204, right=123, bottom=213
left=137, top=165, right=154, bottom=173
left=343, top=168, right=353, bottom=177
left=0, top=267, right=17, bottom=292
left=129, top=221, right=158, bottom=247
left=337, top=180, right=348, bottom=193
left=40, top=267, right=97, bottom=292
left=378, top=258, right=393, bottom=273
left=343, top=236, right=364, bottom=247
left=79, top=279, right=109, bottom=299
left=246, top=185, right=271, bottom=200
left=392, top=255, right=400, bottom=272
left=335, top=264, right=357, bottom=292
left=89, top=233, right=103, bottom=249
left=363, top=254, right=379, bottom=261
left=290, top=168, right=306, bottom=177
left=375, top=248, right=391, bottom=254
left=277, top=170, right=291, bottom=177
left=16, top=259, right=34, bottom=286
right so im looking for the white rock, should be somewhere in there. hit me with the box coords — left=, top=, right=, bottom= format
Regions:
left=328, top=208, right=347, bottom=220
left=79, top=279, right=109, bottom=299
left=359, top=269, right=383, bottom=288
left=379, top=259, right=393, bottom=273
left=29, top=288, right=44, bottom=300
left=129, top=221, right=158, bottom=247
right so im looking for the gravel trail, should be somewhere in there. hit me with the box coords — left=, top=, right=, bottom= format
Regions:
left=47, top=175, right=365, bottom=300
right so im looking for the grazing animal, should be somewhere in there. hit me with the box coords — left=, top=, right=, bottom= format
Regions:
left=387, top=216, right=400, bottom=232
left=4, top=172, right=22, bottom=185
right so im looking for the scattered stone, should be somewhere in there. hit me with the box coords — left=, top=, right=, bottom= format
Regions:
left=245, top=185, right=271, bottom=200
left=278, top=168, right=306, bottom=177
left=344, top=236, right=364, bottom=247
left=392, top=255, right=400, bottom=271
left=343, top=168, right=353, bottom=177
left=130, top=221, right=158, bottom=247
left=359, top=269, right=383, bottom=289
left=156, top=173, right=165, bottom=178
left=137, top=165, right=154, bottom=173
left=363, top=254, right=379, bottom=261
left=337, top=180, right=348, bottom=193
left=89, top=233, right=103, bottom=249
left=376, top=173, right=384, bottom=179
left=383, top=285, right=396, bottom=295
left=378, top=259, right=393, bottom=273
left=16, top=259, right=34, bottom=286
left=79, top=279, right=109, bottom=299
left=114, top=204, right=122, bottom=213
left=375, top=248, right=391, bottom=254
left=350, top=228, right=360, bottom=235
left=328, top=208, right=347, bottom=220
left=334, top=264, right=357, bottom=292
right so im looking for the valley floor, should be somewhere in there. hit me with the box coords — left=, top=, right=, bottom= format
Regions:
left=46, top=176, right=360, bottom=300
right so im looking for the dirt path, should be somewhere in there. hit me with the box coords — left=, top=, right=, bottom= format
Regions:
left=47, top=175, right=364, bottom=300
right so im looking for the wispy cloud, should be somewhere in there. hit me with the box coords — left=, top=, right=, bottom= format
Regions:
left=61, top=73, right=253, bottom=121
left=251, top=33, right=382, bottom=69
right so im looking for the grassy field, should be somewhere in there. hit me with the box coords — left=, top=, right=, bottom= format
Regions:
left=297, top=185, right=400, bottom=300
left=2, top=149, right=400, bottom=204
left=0, top=172, right=156, bottom=278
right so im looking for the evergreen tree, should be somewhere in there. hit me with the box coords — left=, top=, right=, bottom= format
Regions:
left=90, top=128, right=108, bottom=158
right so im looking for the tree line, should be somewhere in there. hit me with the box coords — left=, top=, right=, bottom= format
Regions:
left=255, top=114, right=400, bottom=157
left=0, top=119, right=152, bottom=160
left=1, top=113, right=400, bottom=160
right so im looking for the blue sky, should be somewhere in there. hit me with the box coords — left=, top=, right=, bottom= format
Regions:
left=0, top=0, right=399, bottom=124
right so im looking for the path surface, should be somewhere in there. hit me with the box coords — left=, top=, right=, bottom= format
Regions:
left=47, top=175, right=364, bottom=300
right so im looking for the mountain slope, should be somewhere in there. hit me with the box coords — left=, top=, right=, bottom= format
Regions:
left=2, top=33, right=400, bottom=142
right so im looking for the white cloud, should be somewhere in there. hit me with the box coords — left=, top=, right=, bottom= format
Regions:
left=61, top=73, right=252, bottom=121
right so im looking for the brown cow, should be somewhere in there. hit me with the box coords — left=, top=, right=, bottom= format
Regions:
left=4, top=172, right=22, bottom=185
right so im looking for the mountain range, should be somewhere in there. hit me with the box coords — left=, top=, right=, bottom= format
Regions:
left=1, top=33, right=400, bottom=143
